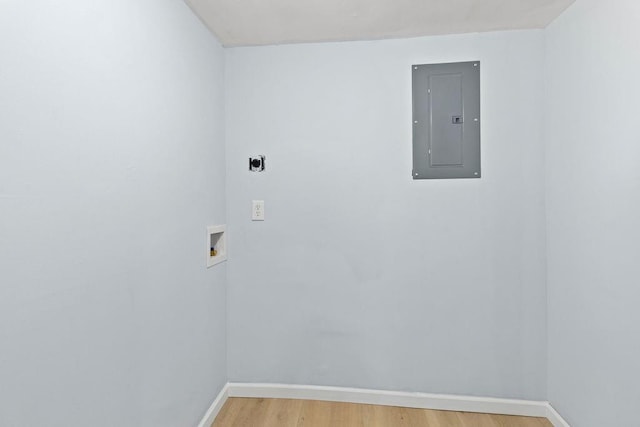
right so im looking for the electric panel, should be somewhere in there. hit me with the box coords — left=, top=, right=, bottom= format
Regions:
left=412, top=61, right=481, bottom=179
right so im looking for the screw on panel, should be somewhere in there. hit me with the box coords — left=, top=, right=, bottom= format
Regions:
left=474, top=172, right=479, bottom=176
left=414, top=66, right=418, bottom=70
left=474, top=118, right=479, bottom=122
left=414, top=120, right=418, bottom=124
left=474, top=63, right=478, bottom=67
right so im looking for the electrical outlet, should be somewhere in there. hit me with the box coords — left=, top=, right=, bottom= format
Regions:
left=249, top=156, right=265, bottom=172
left=252, top=200, right=265, bottom=221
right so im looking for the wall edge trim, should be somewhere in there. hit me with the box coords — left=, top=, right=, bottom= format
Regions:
left=196, top=383, right=229, bottom=427
left=199, top=383, right=572, bottom=426
left=546, top=403, right=572, bottom=427
left=226, top=382, right=549, bottom=418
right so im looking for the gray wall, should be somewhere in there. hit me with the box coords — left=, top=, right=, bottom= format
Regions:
left=225, top=30, right=548, bottom=400
left=545, top=0, right=640, bottom=425
left=0, top=1, right=227, bottom=426
left=6, top=0, right=638, bottom=423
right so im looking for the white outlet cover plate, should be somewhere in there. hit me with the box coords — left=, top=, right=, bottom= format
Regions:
left=252, top=200, right=265, bottom=221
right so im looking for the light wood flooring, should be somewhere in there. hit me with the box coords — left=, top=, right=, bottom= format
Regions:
left=212, top=398, right=553, bottom=427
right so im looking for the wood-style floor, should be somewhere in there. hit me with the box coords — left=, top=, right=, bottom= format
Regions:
left=212, top=398, right=553, bottom=427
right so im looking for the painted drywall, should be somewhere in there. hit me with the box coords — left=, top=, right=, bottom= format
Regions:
left=0, top=1, right=227, bottom=426
left=187, top=0, right=575, bottom=47
left=225, top=30, right=547, bottom=400
left=545, top=0, right=640, bottom=425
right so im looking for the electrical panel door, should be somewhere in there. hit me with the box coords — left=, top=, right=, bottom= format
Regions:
left=412, top=61, right=481, bottom=180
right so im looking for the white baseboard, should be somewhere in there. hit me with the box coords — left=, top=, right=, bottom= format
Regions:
left=227, top=383, right=549, bottom=418
left=198, top=382, right=571, bottom=427
left=197, top=383, right=229, bottom=427
left=546, top=403, right=571, bottom=427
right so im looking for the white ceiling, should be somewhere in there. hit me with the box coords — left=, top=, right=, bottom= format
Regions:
left=185, top=0, right=575, bottom=47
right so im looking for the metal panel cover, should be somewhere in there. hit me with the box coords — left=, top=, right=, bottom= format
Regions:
left=412, top=61, right=481, bottom=179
